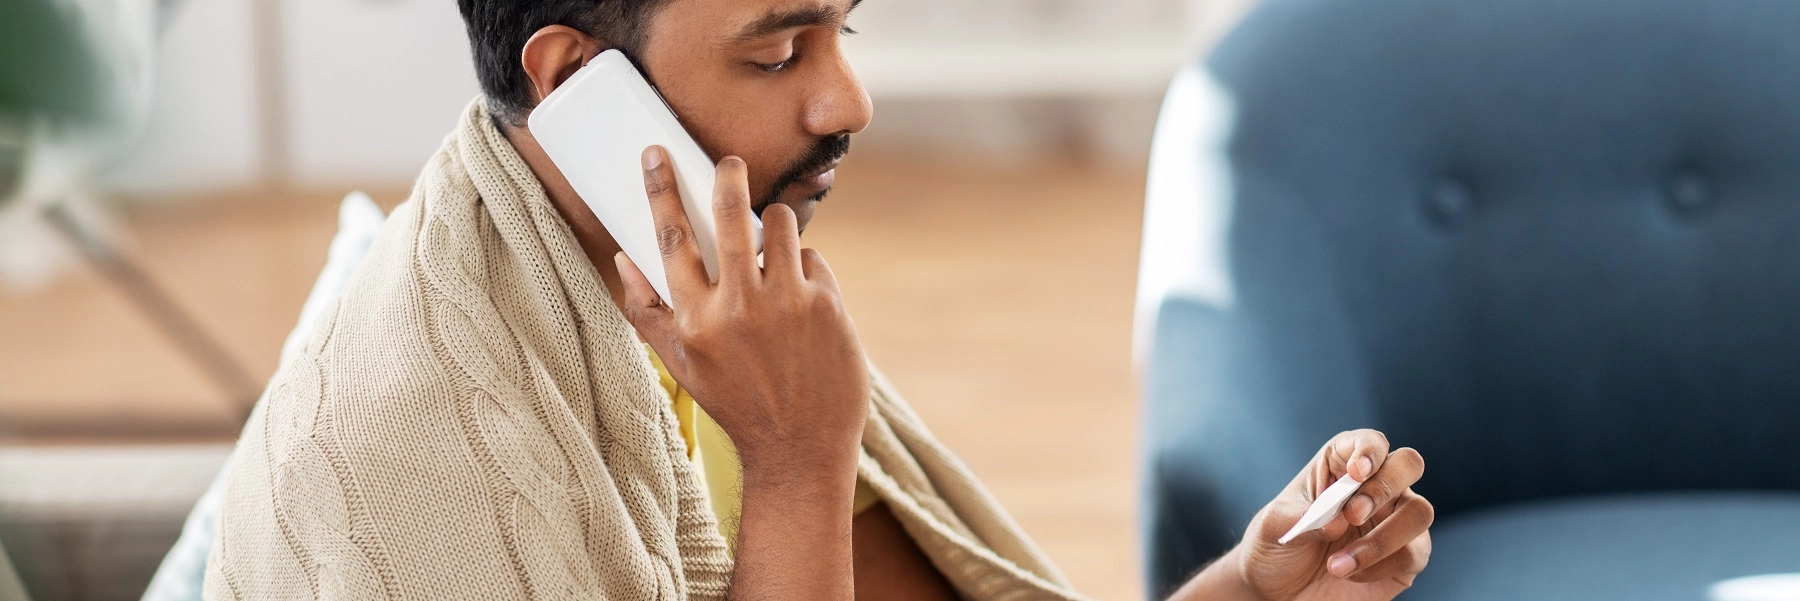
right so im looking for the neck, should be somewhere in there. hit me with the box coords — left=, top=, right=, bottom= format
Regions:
left=501, top=122, right=631, bottom=311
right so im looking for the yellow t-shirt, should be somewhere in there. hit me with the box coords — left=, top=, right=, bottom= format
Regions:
left=648, top=347, right=881, bottom=554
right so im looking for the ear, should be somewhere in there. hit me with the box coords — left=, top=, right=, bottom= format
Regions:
left=520, top=25, right=605, bottom=107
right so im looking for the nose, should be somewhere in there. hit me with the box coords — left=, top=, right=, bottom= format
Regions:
left=803, top=49, right=874, bottom=137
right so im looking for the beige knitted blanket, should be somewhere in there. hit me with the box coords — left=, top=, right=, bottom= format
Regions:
left=203, top=99, right=1086, bottom=601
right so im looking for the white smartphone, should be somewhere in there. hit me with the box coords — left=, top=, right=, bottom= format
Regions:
left=529, top=49, right=761, bottom=308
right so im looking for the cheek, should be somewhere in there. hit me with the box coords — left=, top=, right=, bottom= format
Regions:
left=654, top=72, right=812, bottom=198
left=685, top=114, right=804, bottom=198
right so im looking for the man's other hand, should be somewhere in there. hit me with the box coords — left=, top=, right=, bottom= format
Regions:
left=1169, top=429, right=1433, bottom=601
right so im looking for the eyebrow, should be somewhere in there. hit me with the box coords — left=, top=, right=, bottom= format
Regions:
left=731, top=0, right=862, bottom=45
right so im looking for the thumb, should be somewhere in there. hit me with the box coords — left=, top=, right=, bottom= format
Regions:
left=615, top=252, right=682, bottom=365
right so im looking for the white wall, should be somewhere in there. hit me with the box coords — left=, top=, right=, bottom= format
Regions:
left=279, top=0, right=478, bottom=188
left=843, top=0, right=1260, bottom=167
left=845, top=0, right=1205, bottom=98
left=102, top=0, right=262, bottom=194
left=104, top=0, right=478, bottom=195
left=99, top=0, right=1261, bottom=195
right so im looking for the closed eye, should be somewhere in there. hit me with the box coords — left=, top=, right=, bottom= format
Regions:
left=750, top=23, right=856, bottom=73
left=754, top=57, right=795, bottom=73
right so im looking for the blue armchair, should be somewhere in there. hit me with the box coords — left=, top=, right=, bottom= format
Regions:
left=1137, top=0, right=1800, bottom=599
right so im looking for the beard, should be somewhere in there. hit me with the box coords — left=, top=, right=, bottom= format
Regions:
left=757, top=134, right=851, bottom=211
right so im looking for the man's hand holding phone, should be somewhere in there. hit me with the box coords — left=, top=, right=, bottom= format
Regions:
left=615, top=145, right=867, bottom=599
left=617, top=145, right=869, bottom=473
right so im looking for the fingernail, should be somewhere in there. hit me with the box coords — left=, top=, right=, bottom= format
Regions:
left=1328, top=553, right=1357, bottom=577
left=1356, top=456, right=1374, bottom=480
left=642, top=146, right=663, bottom=171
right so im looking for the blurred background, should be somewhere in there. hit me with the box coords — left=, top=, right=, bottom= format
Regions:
left=16, top=1, right=1800, bottom=601
left=0, top=0, right=1253, bottom=600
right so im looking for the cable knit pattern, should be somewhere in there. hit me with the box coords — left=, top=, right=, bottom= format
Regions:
left=203, top=98, right=1086, bottom=600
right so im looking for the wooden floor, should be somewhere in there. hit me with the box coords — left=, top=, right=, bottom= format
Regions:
left=0, top=154, right=1151, bottom=600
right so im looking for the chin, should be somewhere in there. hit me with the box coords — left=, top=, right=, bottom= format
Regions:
left=788, top=196, right=822, bottom=233
left=760, top=188, right=829, bottom=233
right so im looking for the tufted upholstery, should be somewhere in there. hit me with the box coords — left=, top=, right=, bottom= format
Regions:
left=1139, top=0, right=1800, bottom=597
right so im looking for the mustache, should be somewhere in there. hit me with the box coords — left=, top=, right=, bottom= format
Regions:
left=759, top=134, right=851, bottom=210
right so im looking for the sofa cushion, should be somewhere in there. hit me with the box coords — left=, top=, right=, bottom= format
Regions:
left=0, top=444, right=229, bottom=601
left=1406, top=492, right=1800, bottom=600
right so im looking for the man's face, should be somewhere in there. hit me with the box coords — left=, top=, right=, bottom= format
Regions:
left=633, top=0, right=872, bottom=233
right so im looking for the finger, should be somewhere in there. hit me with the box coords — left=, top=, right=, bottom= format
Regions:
left=1344, top=447, right=1425, bottom=526
left=642, top=146, right=710, bottom=298
left=1322, top=429, right=1391, bottom=486
left=1316, top=512, right=1355, bottom=543
left=1327, top=490, right=1434, bottom=579
left=614, top=252, right=679, bottom=350
left=799, top=248, right=840, bottom=289
left=1346, top=531, right=1431, bottom=585
left=710, top=156, right=758, bottom=285
left=761, top=202, right=803, bottom=282
left=1345, top=482, right=1408, bottom=535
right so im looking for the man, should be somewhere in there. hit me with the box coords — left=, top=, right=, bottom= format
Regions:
left=205, top=0, right=1434, bottom=599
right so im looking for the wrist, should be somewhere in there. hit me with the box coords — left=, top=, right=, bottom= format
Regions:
left=1168, top=546, right=1265, bottom=601
left=1222, top=545, right=1267, bottom=601
left=737, top=450, right=860, bottom=528
left=730, top=412, right=864, bottom=477
left=738, top=440, right=860, bottom=491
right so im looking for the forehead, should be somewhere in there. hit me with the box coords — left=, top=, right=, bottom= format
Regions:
left=647, top=0, right=854, bottom=45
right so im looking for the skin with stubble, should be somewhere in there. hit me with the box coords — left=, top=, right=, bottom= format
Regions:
left=495, top=0, right=1434, bottom=599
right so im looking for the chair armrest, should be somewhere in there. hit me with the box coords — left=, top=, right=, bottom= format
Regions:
left=1141, top=295, right=1377, bottom=597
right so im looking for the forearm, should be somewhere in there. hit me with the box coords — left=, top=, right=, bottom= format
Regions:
left=1165, top=548, right=1263, bottom=601
left=727, top=453, right=860, bottom=600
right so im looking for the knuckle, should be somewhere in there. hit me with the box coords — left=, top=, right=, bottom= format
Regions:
left=643, top=168, right=671, bottom=197
left=657, top=224, right=686, bottom=257
left=718, top=285, right=749, bottom=306
left=675, top=317, right=704, bottom=341
left=721, top=300, right=752, bottom=323
left=1373, top=474, right=1401, bottom=502
left=1411, top=493, right=1436, bottom=527
left=787, top=290, right=815, bottom=311
left=812, top=294, right=842, bottom=316
left=1386, top=546, right=1420, bottom=574
left=716, top=195, right=747, bottom=216
left=1355, top=428, right=1388, bottom=447
left=1355, top=535, right=1391, bottom=560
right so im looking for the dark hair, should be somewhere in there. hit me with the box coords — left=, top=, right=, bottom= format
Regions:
left=456, top=0, right=664, bottom=126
